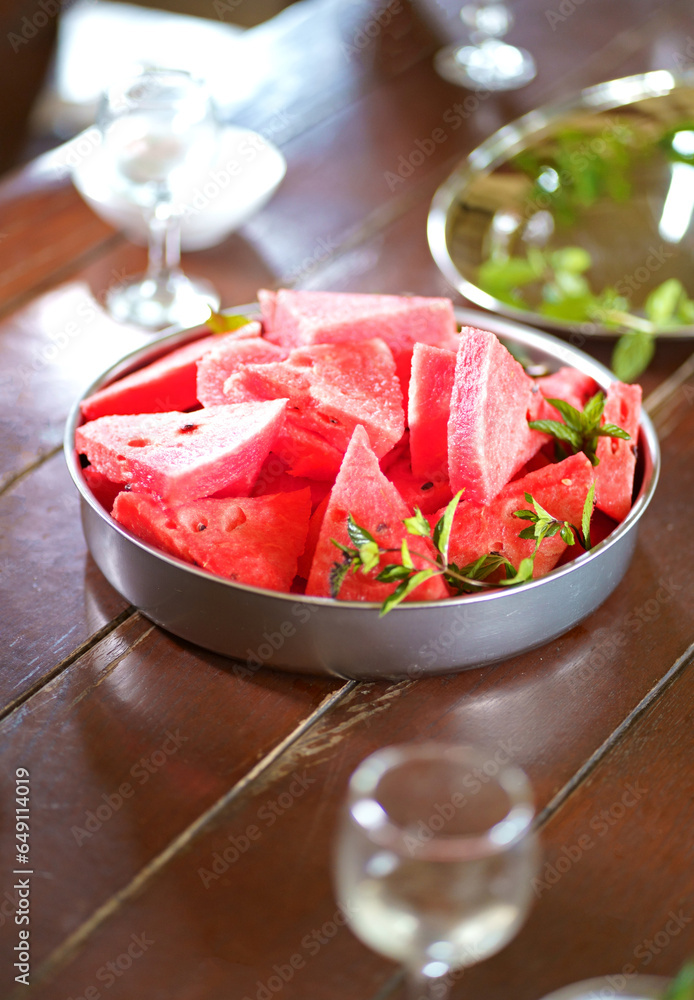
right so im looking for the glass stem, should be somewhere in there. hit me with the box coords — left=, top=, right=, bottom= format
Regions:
left=405, top=969, right=452, bottom=1000
left=145, top=194, right=182, bottom=285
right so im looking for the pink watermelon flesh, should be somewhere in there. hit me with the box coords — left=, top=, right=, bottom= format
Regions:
left=528, top=366, right=599, bottom=422
left=259, top=288, right=458, bottom=397
left=196, top=335, right=285, bottom=408
left=249, top=452, right=332, bottom=509
left=112, top=488, right=311, bottom=592
left=385, top=450, right=453, bottom=515
left=306, top=425, right=449, bottom=602
left=75, top=400, right=286, bottom=503
left=82, top=466, right=124, bottom=512
left=408, top=342, right=456, bottom=479
left=222, top=339, right=405, bottom=479
left=443, top=453, right=595, bottom=580
left=594, top=381, right=641, bottom=522
left=80, top=325, right=259, bottom=420
left=448, top=327, right=545, bottom=504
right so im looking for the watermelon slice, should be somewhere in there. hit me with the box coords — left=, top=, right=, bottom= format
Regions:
left=82, top=466, right=124, bottom=512
left=444, top=453, right=595, bottom=579
left=80, top=324, right=260, bottom=420
left=448, top=327, right=545, bottom=504
left=306, top=425, right=448, bottom=602
left=528, top=366, right=599, bottom=423
left=594, top=382, right=642, bottom=522
left=113, top=488, right=311, bottom=592
left=75, top=400, right=286, bottom=503
left=223, top=339, right=405, bottom=480
left=259, top=288, right=458, bottom=395
left=196, top=335, right=285, bottom=408
left=385, top=449, right=453, bottom=516
left=408, top=343, right=456, bottom=479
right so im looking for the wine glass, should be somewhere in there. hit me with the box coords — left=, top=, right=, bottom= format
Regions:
left=334, top=743, right=538, bottom=1000
left=97, top=68, right=221, bottom=330
left=434, top=4, right=537, bottom=92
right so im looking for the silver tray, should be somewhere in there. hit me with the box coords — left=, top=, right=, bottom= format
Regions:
left=64, top=307, right=660, bottom=680
left=428, top=69, right=694, bottom=338
left=539, top=976, right=668, bottom=1000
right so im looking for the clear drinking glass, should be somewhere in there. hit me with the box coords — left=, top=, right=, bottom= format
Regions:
left=434, top=4, right=536, bottom=92
left=97, top=67, right=221, bottom=330
left=334, top=743, right=538, bottom=1000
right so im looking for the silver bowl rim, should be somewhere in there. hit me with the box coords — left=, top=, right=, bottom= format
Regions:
left=428, top=67, right=694, bottom=338
left=64, top=304, right=661, bottom=615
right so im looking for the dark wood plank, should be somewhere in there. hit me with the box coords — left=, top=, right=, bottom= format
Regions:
left=0, top=452, right=130, bottom=711
left=0, top=616, right=346, bottom=983
left=18, top=381, right=694, bottom=999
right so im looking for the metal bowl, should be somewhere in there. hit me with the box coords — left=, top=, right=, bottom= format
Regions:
left=64, top=307, right=660, bottom=680
left=539, top=976, right=669, bottom=1000
left=428, top=69, right=694, bottom=338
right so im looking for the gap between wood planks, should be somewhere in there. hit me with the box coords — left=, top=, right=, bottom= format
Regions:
left=12, top=679, right=358, bottom=998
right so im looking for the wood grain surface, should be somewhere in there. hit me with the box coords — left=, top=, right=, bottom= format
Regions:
left=0, top=1, right=693, bottom=998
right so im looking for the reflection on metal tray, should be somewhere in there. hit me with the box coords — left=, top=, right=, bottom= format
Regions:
left=429, top=70, right=694, bottom=338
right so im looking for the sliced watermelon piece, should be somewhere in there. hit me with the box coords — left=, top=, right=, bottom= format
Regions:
left=250, top=452, right=332, bottom=509
left=297, top=492, right=331, bottom=579
left=80, top=324, right=260, bottom=420
left=112, top=488, right=311, bottom=592
left=82, top=466, right=124, bottom=512
left=75, top=400, right=286, bottom=503
left=223, top=339, right=405, bottom=480
left=196, top=335, right=285, bottom=408
left=528, top=366, right=599, bottom=422
left=448, top=327, right=545, bottom=504
left=259, top=288, right=458, bottom=397
left=306, top=425, right=448, bottom=602
left=408, top=342, right=456, bottom=479
left=594, top=382, right=642, bottom=522
left=444, top=453, right=595, bottom=579
left=385, top=449, right=453, bottom=515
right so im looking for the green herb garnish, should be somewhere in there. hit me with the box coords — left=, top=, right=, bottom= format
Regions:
left=206, top=310, right=253, bottom=334
left=528, top=391, right=630, bottom=467
left=663, top=959, right=694, bottom=1000
left=331, top=486, right=594, bottom=615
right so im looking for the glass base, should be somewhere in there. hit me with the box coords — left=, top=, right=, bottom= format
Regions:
left=434, top=39, right=536, bottom=91
left=105, top=271, right=220, bottom=330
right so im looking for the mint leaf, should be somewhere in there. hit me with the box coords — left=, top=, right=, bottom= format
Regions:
left=347, top=515, right=376, bottom=550
left=612, top=330, right=655, bottom=382
left=542, top=398, right=585, bottom=433
left=581, top=481, right=595, bottom=549
left=379, top=570, right=436, bottom=616
left=329, top=557, right=352, bottom=599
left=433, top=490, right=464, bottom=565
left=663, top=959, right=694, bottom=1000
left=376, top=564, right=412, bottom=583
left=403, top=508, right=431, bottom=538
left=644, top=278, right=684, bottom=327
left=207, top=311, right=252, bottom=333
left=528, top=419, right=582, bottom=448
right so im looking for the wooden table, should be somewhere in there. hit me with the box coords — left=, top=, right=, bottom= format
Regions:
left=1, top=1, right=693, bottom=997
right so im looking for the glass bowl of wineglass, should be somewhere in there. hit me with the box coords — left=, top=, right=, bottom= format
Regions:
left=97, top=67, right=221, bottom=330
left=334, top=743, right=539, bottom=999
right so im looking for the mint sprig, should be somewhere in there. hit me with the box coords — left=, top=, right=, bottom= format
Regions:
left=528, top=391, right=630, bottom=467
left=663, top=959, right=694, bottom=1000
left=330, top=486, right=594, bottom=614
